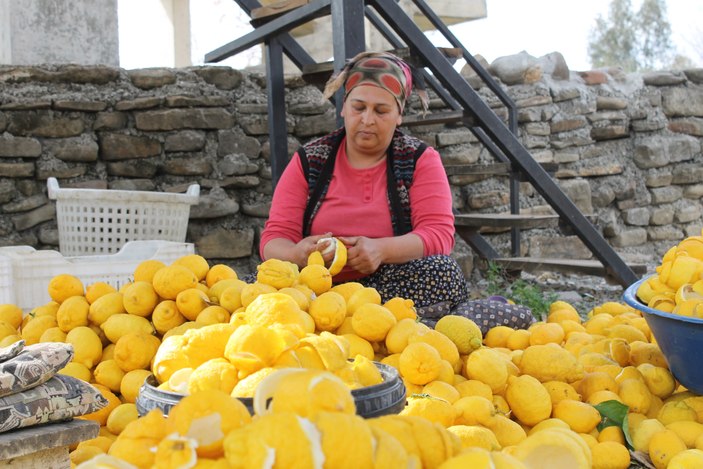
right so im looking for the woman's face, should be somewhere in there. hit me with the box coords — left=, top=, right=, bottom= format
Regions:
left=341, top=85, right=402, bottom=158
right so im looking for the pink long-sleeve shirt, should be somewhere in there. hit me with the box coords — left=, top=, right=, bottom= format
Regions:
left=260, top=138, right=455, bottom=280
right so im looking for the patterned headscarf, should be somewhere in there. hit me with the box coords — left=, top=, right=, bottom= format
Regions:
left=323, top=51, right=428, bottom=115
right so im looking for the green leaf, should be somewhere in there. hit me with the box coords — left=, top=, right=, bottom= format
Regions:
left=594, top=399, right=634, bottom=449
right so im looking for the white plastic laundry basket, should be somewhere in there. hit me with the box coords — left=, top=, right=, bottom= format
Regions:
left=47, top=177, right=200, bottom=256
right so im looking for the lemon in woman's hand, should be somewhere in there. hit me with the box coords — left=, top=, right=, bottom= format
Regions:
left=317, top=237, right=348, bottom=276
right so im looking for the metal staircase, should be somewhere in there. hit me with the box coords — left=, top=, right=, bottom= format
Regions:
left=206, top=0, right=645, bottom=288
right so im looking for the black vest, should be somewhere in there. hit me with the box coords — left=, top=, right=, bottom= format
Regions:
left=298, top=127, right=427, bottom=237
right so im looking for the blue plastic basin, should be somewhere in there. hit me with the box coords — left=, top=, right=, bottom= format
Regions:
left=623, top=276, right=703, bottom=395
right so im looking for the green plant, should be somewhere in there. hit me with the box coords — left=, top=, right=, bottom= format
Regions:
left=484, top=262, right=558, bottom=321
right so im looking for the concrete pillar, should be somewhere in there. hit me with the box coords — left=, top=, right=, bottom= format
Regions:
left=0, top=0, right=119, bottom=66
left=172, top=0, right=192, bottom=67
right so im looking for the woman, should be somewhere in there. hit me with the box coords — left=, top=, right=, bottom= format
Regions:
left=260, top=51, right=533, bottom=332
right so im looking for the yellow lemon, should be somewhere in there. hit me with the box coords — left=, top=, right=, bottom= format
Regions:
left=483, top=414, right=528, bottom=448
left=399, top=341, right=442, bottom=385
left=668, top=449, right=703, bottom=469
left=454, top=379, right=493, bottom=401
left=133, top=259, right=166, bottom=283
left=309, top=291, right=347, bottom=331
left=0, top=304, right=23, bottom=329
left=106, top=402, right=139, bottom=435
left=153, top=434, right=198, bottom=469
left=447, top=425, right=501, bottom=451
left=48, top=274, right=84, bottom=304
left=317, top=236, right=348, bottom=276
left=39, top=326, right=66, bottom=343
left=119, top=368, right=153, bottom=403
left=239, top=282, right=277, bottom=308
left=121, top=281, right=159, bottom=317
left=401, top=394, right=455, bottom=427
left=352, top=303, right=397, bottom=342
left=453, top=395, right=495, bottom=426
left=58, top=361, right=92, bottom=382
left=505, top=374, right=553, bottom=426
left=114, top=332, right=161, bottom=372
left=225, top=324, right=298, bottom=375
left=56, top=295, right=90, bottom=332
left=578, top=371, right=619, bottom=401
left=297, top=264, right=332, bottom=295
left=505, top=328, right=532, bottom=350
left=591, top=441, right=630, bottom=469
left=230, top=367, right=277, bottom=398
left=195, top=305, right=230, bottom=325
left=151, top=299, right=186, bottom=335
left=253, top=368, right=355, bottom=417
left=66, top=326, right=103, bottom=369
left=658, top=400, right=698, bottom=426
left=649, top=428, right=687, bottom=469
left=618, top=377, right=654, bottom=414
left=409, top=328, right=460, bottom=372
left=152, top=264, right=199, bottom=300
left=464, top=347, right=509, bottom=393
left=278, top=286, right=310, bottom=311
left=637, top=363, right=676, bottom=399
left=176, top=287, right=212, bottom=321
left=552, top=399, right=602, bottom=434
left=107, top=408, right=167, bottom=468
left=385, top=317, right=428, bottom=354
left=330, top=281, right=365, bottom=302
left=511, top=427, right=590, bottom=469
left=93, top=359, right=126, bottom=393
left=100, top=313, right=154, bottom=344
left=519, top=343, right=584, bottom=383
left=188, top=357, right=239, bottom=394
left=483, top=325, right=514, bottom=348
left=341, top=333, right=375, bottom=360
left=666, top=421, right=703, bottom=448
left=245, top=291, right=307, bottom=336
left=173, top=254, right=210, bottom=282
left=541, top=380, right=581, bottom=408
left=421, top=380, right=461, bottom=404
left=168, top=387, right=253, bottom=458
left=631, top=417, right=667, bottom=452
left=346, top=286, right=382, bottom=316
left=21, top=314, right=57, bottom=345
left=256, top=258, right=299, bottom=289
left=434, top=315, right=483, bottom=355
left=151, top=334, right=190, bottom=384
left=528, top=322, right=565, bottom=345
left=87, top=291, right=126, bottom=328
left=215, top=282, right=249, bottom=313
left=84, top=282, right=117, bottom=305
left=383, top=297, right=417, bottom=321
left=205, top=263, right=238, bottom=288
left=181, top=323, right=236, bottom=368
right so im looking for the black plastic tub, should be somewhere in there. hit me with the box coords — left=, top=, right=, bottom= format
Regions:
left=136, top=362, right=406, bottom=419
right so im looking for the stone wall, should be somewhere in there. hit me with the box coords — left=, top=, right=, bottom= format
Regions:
left=0, top=58, right=701, bottom=277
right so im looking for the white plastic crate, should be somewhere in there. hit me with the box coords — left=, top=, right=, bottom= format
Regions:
left=0, top=240, right=194, bottom=312
left=47, top=177, right=200, bottom=256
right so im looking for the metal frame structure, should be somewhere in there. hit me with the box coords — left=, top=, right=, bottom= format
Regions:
left=207, top=0, right=639, bottom=287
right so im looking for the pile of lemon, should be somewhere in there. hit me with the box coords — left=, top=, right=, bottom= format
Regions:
left=2, top=233, right=703, bottom=468
left=637, top=232, right=703, bottom=316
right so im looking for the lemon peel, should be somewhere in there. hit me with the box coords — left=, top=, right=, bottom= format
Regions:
left=253, top=368, right=355, bottom=417
left=317, top=237, right=347, bottom=276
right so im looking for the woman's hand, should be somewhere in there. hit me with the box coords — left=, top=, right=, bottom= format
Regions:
left=339, top=236, right=384, bottom=275
left=295, top=232, right=334, bottom=267
left=263, top=232, right=333, bottom=269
